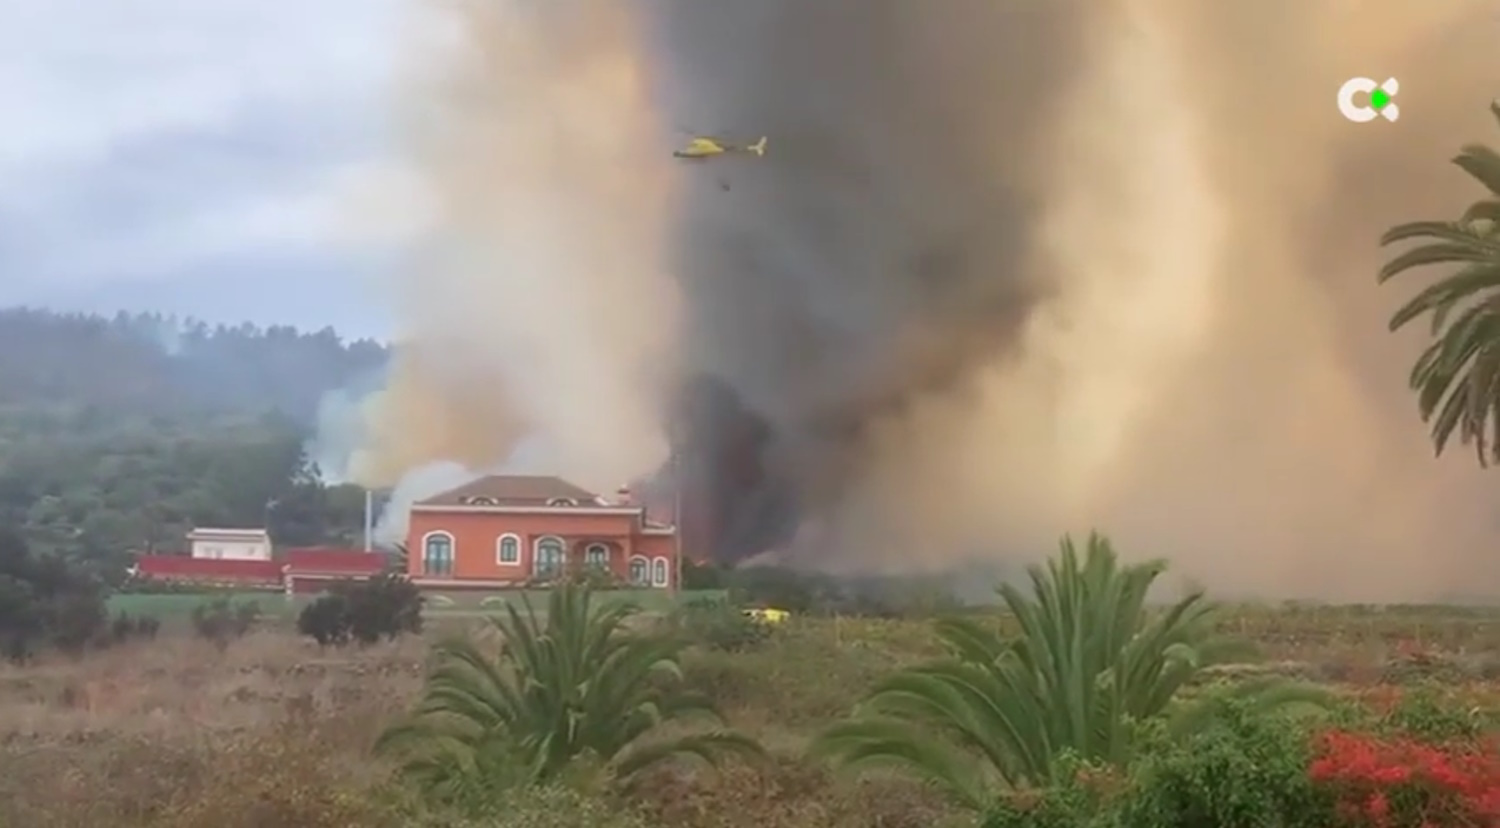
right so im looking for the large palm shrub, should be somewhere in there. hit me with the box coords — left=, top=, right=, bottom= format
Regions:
left=375, top=584, right=761, bottom=807
left=1379, top=101, right=1500, bottom=465
left=810, top=533, right=1323, bottom=811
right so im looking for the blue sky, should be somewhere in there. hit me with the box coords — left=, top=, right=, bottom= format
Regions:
left=0, top=0, right=420, bottom=338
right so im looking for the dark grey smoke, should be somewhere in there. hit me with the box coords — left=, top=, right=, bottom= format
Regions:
left=668, top=376, right=785, bottom=561
left=363, top=0, right=1500, bottom=598
left=642, top=0, right=1087, bottom=562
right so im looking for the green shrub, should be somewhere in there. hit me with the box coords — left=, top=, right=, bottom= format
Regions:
left=982, top=754, right=1118, bottom=828
left=561, top=566, right=625, bottom=591
left=1381, top=683, right=1489, bottom=742
left=0, top=528, right=112, bottom=660
left=191, top=597, right=260, bottom=648
left=729, top=566, right=821, bottom=614
left=1110, top=708, right=1332, bottom=828
left=982, top=707, right=1334, bottom=828
left=48, top=589, right=107, bottom=653
left=115, top=576, right=231, bottom=595
left=106, top=611, right=160, bottom=644
left=297, top=592, right=352, bottom=646
left=342, top=573, right=423, bottom=642
left=297, top=573, right=423, bottom=647
left=681, top=559, right=727, bottom=590
left=675, top=599, right=772, bottom=652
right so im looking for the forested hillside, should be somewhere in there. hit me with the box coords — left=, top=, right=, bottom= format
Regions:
left=0, top=308, right=389, bottom=577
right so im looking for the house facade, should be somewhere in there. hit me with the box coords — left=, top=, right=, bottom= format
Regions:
left=405, top=475, right=680, bottom=589
left=187, top=527, right=271, bottom=561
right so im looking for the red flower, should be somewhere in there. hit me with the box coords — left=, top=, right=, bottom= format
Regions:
left=1308, top=727, right=1500, bottom=826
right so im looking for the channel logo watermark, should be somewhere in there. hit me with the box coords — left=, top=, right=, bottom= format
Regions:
left=1338, top=77, right=1400, bottom=123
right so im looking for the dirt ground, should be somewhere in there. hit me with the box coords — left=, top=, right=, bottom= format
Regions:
left=3, top=607, right=1499, bottom=827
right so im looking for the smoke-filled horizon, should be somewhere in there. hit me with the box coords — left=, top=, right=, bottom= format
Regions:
left=324, top=0, right=1500, bottom=601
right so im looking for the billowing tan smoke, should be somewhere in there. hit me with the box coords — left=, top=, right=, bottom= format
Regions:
left=344, top=0, right=1500, bottom=599
left=839, top=0, right=1500, bottom=600
left=344, top=345, right=526, bottom=487
left=348, top=0, right=681, bottom=492
left=1078, top=0, right=1500, bottom=600
left=828, top=0, right=1227, bottom=570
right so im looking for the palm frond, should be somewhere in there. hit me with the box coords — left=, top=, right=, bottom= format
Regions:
left=612, top=730, right=766, bottom=782
left=377, top=582, right=761, bottom=810
left=810, top=533, right=1310, bottom=810
left=1380, top=103, right=1500, bottom=466
left=810, top=717, right=992, bottom=811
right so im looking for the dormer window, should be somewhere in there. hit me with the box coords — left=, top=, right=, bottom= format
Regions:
left=545, top=497, right=578, bottom=507
left=462, top=496, right=500, bottom=506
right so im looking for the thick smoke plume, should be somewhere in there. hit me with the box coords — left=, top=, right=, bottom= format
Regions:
left=335, top=0, right=1500, bottom=600
left=348, top=0, right=681, bottom=494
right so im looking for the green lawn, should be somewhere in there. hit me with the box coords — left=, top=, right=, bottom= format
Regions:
left=106, top=588, right=727, bottom=621
left=420, top=588, right=724, bottom=615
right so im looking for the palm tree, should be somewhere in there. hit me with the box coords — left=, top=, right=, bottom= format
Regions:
left=388, top=541, right=409, bottom=572
left=809, top=533, right=1322, bottom=811
left=1379, top=101, right=1500, bottom=465
left=375, top=584, right=761, bottom=806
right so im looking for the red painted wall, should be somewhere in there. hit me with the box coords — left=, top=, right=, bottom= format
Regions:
left=135, top=555, right=282, bottom=583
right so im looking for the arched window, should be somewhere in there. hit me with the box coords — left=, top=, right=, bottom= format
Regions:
left=534, top=536, right=566, bottom=580
left=628, top=555, right=649, bottom=586
left=651, top=557, right=669, bottom=588
left=422, top=532, right=454, bottom=577
left=546, top=497, right=578, bottom=507
left=496, top=533, right=521, bottom=565
left=585, top=543, right=610, bottom=569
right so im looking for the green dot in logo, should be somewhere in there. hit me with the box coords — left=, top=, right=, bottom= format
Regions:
left=1370, top=88, right=1391, bottom=110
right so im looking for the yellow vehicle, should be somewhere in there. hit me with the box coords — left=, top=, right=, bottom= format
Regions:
left=742, top=607, right=790, bottom=625
left=674, top=135, right=768, bottom=160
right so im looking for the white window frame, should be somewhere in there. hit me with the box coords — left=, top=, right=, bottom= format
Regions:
left=421, top=530, right=456, bottom=577
left=651, top=556, right=669, bottom=588
left=628, top=555, right=650, bottom=586
left=496, top=533, right=522, bottom=566
left=584, top=543, right=610, bottom=569
left=533, top=535, right=566, bottom=579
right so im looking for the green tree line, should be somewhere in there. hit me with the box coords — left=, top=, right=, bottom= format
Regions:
left=0, top=308, right=387, bottom=578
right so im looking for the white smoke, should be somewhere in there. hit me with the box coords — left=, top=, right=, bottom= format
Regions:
left=371, top=433, right=562, bottom=545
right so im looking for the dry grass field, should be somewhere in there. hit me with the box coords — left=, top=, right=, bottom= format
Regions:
left=5, top=605, right=1500, bottom=828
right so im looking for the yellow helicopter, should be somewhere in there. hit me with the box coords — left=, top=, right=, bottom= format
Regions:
left=673, top=135, right=767, bottom=160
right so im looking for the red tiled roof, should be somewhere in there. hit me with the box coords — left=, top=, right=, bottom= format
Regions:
left=418, top=475, right=601, bottom=508
left=134, top=555, right=283, bottom=582
left=283, top=547, right=386, bottom=575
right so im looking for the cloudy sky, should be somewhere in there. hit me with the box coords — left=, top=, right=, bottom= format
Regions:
left=0, top=0, right=428, bottom=338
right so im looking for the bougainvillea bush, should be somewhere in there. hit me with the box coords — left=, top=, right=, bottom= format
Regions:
left=1310, top=729, right=1500, bottom=827
left=985, top=696, right=1500, bottom=828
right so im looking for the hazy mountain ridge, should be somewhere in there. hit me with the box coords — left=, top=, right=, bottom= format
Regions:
left=0, top=307, right=387, bottom=422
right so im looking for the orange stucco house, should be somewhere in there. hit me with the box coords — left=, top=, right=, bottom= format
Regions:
left=405, top=475, right=680, bottom=589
